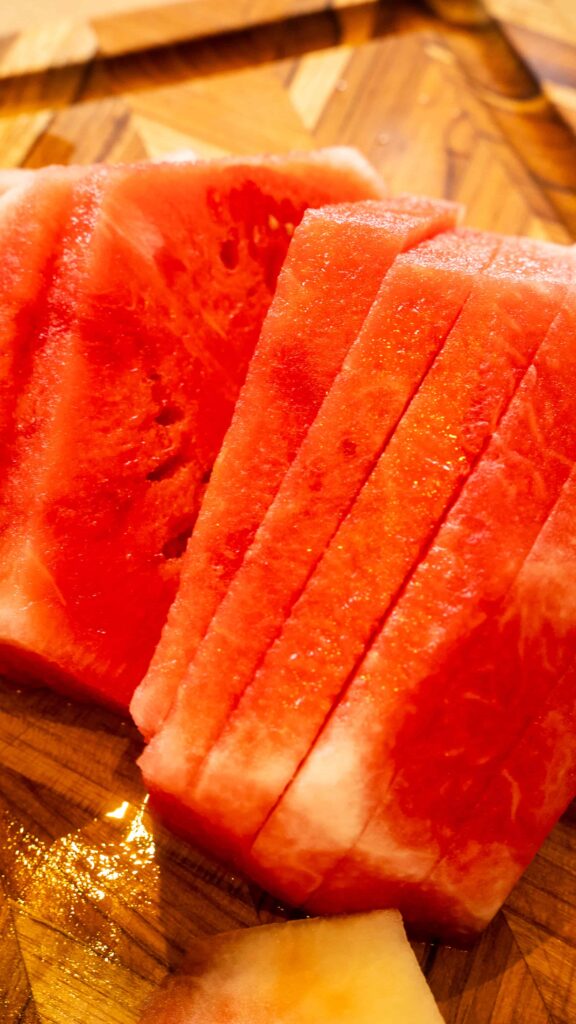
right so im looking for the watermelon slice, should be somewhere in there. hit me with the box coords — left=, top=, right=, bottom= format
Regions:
left=138, top=217, right=498, bottom=798
left=142, top=234, right=571, bottom=868
left=395, top=464, right=576, bottom=941
left=132, top=195, right=459, bottom=739
left=248, top=269, right=576, bottom=927
left=0, top=149, right=384, bottom=710
left=139, top=912, right=445, bottom=1024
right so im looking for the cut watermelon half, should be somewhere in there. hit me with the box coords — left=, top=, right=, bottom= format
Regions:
left=248, top=264, right=576, bottom=928
left=0, top=150, right=384, bottom=710
left=143, top=234, right=571, bottom=871
left=132, top=195, right=459, bottom=739
left=138, top=203, right=469, bottom=796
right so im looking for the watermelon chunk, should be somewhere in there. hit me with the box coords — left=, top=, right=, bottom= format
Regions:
left=139, top=912, right=445, bottom=1024
left=142, top=234, right=571, bottom=869
left=0, top=150, right=384, bottom=709
left=138, top=209, right=477, bottom=796
left=249, top=268, right=576, bottom=931
left=132, top=195, right=459, bottom=739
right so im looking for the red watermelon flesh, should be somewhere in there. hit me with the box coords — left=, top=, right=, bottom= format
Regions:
left=0, top=150, right=384, bottom=710
left=132, top=195, right=458, bottom=739
left=138, top=208, right=479, bottom=798
left=249, top=271, right=576, bottom=920
left=158, top=228, right=497, bottom=839
left=304, top=446, right=576, bottom=932
left=0, top=170, right=78, bottom=491
left=409, top=655, right=576, bottom=942
left=159, top=234, right=571, bottom=866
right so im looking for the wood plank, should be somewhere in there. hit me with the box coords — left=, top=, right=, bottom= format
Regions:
left=485, top=0, right=576, bottom=133
left=0, top=0, right=377, bottom=77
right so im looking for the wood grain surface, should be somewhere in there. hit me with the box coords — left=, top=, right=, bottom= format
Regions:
left=0, top=2, right=575, bottom=1023
left=0, top=0, right=377, bottom=77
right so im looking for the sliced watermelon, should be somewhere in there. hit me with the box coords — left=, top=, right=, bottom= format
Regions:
left=0, top=150, right=384, bottom=710
left=131, top=195, right=459, bottom=739
left=144, top=234, right=571, bottom=868
left=138, top=211, right=483, bottom=797
left=299, top=298, right=576, bottom=931
left=248, top=269, right=576, bottom=925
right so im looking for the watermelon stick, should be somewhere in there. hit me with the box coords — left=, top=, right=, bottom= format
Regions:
left=251, top=272, right=576, bottom=917
left=132, top=195, right=458, bottom=738
left=174, top=236, right=571, bottom=863
left=304, top=446, right=576, bottom=935
left=0, top=153, right=382, bottom=709
left=140, top=220, right=501, bottom=804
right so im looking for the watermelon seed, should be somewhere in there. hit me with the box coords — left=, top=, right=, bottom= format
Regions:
left=155, top=405, right=184, bottom=427
left=220, top=237, right=239, bottom=271
left=146, top=450, right=185, bottom=483
left=162, top=525, right=194, bottom=561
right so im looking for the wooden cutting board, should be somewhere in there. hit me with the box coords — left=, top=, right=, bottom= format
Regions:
left=1, top=3, right=576, bottom=1023
left=0, top=0, right=377, bottom=77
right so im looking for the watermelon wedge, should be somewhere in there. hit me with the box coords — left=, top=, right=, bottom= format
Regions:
left=0, top=150, right=384, bottom=710
left=131, top=195, right=459, bottom=739
left=248, top=268, right=576, bottom=928
left=142, top=234, right=571, bottom=868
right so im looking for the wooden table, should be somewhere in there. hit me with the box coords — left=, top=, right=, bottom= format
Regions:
left=1, top=2, right=575, bottom=1022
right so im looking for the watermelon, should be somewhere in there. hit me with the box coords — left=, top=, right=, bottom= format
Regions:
left=139, top=912, right=445, bottom=1024
left=0, top=169, right=78, bottom=490
left=0, top=149, right=384, bottom=709
left=132, top=195, right=459, bottom=739
left=248, top=267, right=576, bottom=932
left=392, top=464, right=576, bottom=941
left=414, top=654, right=576, bottom=942
left=138, top=211, right=488, bottom=797
left=299, top=296, right=576, bottom=931
left=141, top=234, right=571, bottom=870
